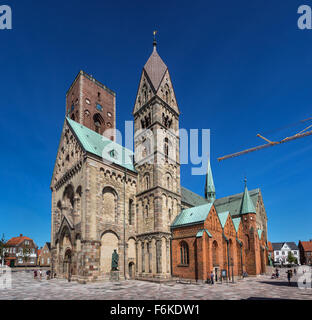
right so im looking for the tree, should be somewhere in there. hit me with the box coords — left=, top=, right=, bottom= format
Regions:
left=0, top=234, right=7, bottom=266
left=22, top=245, right=31, bottom=265
left=287, top=251, right=296, bottom=265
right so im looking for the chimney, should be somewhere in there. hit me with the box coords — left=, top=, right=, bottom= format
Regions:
left=20, top=234, right=23, bottom=237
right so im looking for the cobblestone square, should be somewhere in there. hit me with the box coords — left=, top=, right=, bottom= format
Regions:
left=0, top=270, right=311, bottom=300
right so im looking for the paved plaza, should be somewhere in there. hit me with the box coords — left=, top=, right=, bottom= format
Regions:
left=0, top=269, right=311, bottom=300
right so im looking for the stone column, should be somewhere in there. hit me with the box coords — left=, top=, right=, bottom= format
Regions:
left=141, top=242, right=145, bottom=273
left=135, top=241, right=138, bottom=273
left=166, top=238, right=170, bottom=274
left=148, top=240, right=152, bottom=273
left=156, top=239, right=162, bottom=274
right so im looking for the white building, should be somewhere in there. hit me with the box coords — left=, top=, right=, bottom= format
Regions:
left=272, top=242, right=300, bottom=265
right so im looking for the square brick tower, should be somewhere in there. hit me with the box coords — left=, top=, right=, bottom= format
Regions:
left=66, top=70, right=116, bottom=141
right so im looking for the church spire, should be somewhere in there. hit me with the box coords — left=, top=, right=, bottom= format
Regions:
left=205, top=157, right=216, bottom=203
left=153, top=30, right=157, bottom=51
left=240, top=178, right=256, bottom=214
left=143, top=32, right=168, bottom=92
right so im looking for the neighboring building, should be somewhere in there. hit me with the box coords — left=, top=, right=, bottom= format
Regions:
left=5, top=235, right=37, bottom=267
left=298, top=240, right=312, bottom=265
left=37, top=248, right=41, bottom=265
left=38, top=242, right=51, bottom=267
left=50, top=39, right=269, bottom=282
left=272, top=242, right=300, bottom=265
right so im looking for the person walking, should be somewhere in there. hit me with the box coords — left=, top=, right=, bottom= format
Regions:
left=210, top=271, right=214, bottom=285
left=294, top=268, right=296, bottom=276
left=39, top=269, right=42, bottom=280
left=286, top=270, right=292, bottom=286
left=34, top=269, right=37, bottom=279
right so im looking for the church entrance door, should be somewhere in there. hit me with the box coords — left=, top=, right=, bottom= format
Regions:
left=64, top=249, right=72, bottom=280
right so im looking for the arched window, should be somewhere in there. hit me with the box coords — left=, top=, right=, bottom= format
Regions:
left=212, top=240, right=219, bottom=266
left=245, top=234, right=250, bottom=252
left=164, top=138, right=169, bottom=159
left=93, top=113, right=104, bottom=134
left=142, top=84, right=148, bottom=103
left=180, top=242, right=189, bottom=265
left=145, top=205, right=149, bottom=218
left=145, top=175, right=150, bottom=190
left=168, top=208, right=172, bottom=224
left=164, top=84, right=171, bottom=104
left=63, top=184, right=74, bottom=210
left=102, top=186, right=118, bottom=223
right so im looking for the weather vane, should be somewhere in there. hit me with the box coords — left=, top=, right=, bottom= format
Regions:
left=153, top=30, right=158, bottom=48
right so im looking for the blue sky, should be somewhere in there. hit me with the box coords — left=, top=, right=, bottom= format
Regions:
left=1, top=0, right=312, bottom=247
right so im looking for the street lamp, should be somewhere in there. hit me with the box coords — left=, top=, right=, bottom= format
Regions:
left=230, top=258, right=234, bottom=283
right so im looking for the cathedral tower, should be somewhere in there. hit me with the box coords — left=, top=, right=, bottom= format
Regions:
left=133, top=36, right=181, bottom=278
left=66, top=70, right=116, bottom=141
left=240, top=179, right=261, bottom=275
left=205, top=158, right=216, bottom=203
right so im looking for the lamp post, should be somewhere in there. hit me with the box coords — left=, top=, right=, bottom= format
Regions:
left=231, top=257, right=234, bottom=283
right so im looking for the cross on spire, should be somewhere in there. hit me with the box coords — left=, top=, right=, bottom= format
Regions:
left=153, top=30, right=158, bottom=49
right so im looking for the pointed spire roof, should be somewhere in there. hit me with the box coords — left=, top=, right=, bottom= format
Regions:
left=143, top=40, right=168, bottom=91
left=205, top=158, right=216, bottom=202
left=240, top=179, right=256, bottom=214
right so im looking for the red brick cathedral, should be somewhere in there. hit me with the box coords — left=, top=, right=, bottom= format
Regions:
left=171, top=165, right=268, bottom=281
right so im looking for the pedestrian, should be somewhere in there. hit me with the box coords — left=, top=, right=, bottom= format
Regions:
left=276, top=268, right=279, bottom=278
left=294, top=268, right=296, bottom=276
left=34, top=269, right=37, bottom=279
left=286, top=270, right=292, bottom=286
left=39, top=269, right=42, bottom=280
left=210, top=271, right=214, bottom=285
left=46, top=270, right=50, bottom=280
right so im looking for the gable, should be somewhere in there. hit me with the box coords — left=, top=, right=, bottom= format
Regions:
left=50, top=119, right=84, bottom=188
left=155, top=69, right=179, bottom=114
left=67, top=118, right=136, bottom=172
left=133, top=71, right=155, bottom=114
left=222, top=213, right=236, bottom=237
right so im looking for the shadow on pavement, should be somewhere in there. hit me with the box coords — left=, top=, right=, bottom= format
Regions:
left=259, top=281, right=297, bottom=287
left=245, top=297, right=293, bottom=300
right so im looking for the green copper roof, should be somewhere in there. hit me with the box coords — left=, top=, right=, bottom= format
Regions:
left=218, top=211, right=229, bottom=229
left=181, top=186, right=260, bottom=218
left=205, top=158, right=216, bottom=202
left=257, top=229, right=263, bottom=240
left=171, top=203, right=213, bottom=228
left=181, top=187, right=209, bottom=207
left=232, top=217, right=241, bottom=233
left=214, top=189, right=259, bottom=216
left=196, top=229, right=212, bottom=238
left=67, top=118, right=136, bottom=172
left=240, top=185, right=256, bottom=214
